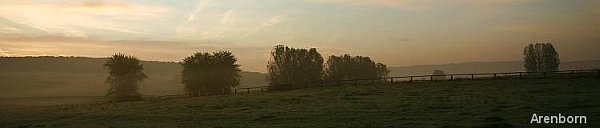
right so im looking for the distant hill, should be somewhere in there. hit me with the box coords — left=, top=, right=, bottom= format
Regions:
left=0, top=57, right=267, bottom=97
left=389, top=60, right=600, bottom=76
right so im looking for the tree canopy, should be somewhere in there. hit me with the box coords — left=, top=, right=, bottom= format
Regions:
left=104, top=53, right=147, bottom=101
left=181, top=51, right=241, bottom=96
left=523, top=43, right=560, bottom=72
left=324, top=54, right=389, bottom=80
left=267, top=45, right=323, bottom=88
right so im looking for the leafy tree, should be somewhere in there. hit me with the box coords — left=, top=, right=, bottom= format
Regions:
left=267, top=45, right=323, bottom=88
left=523, top=43, right=560, bottom=72
left=376, top=63, right=390, bottom=78
left=324, top=55, right=349, bottom=80
left=104, top=53, right=147, bottom=101
left=324, top=54, right=388, bottom=80
left=181, top=51, right=240, bottom=96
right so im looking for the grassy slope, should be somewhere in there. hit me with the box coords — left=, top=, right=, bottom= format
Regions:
left=1, top=78, right=599, bottom=128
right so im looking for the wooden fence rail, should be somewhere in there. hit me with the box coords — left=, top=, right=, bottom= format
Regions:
left=233, top=69, right=600, bottom=94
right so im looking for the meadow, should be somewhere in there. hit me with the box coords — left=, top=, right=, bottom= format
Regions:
left=1, top=77, right=598, bottom=128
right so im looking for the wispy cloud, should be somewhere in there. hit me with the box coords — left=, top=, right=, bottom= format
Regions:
left=199, top=4, right=243, bottom=40
left=308, top=0, right=446, bottom=11
left=176, top=0, right=247, bottom=40
left=0, top=0, right=170, bottom=39
left=244, top=14, right=286, bottom=38
left=307, top=0, right=541, bottom=11
left=0, top=17, right=48, bottom=37
left=0, top=49, right=11, bottom=57
left=176, top=0, right=214, bottom=39
left=185, top=0, right=214, bottom=22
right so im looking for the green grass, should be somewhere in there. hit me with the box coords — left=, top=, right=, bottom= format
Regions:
left=1, top=78, right=599, bottom=128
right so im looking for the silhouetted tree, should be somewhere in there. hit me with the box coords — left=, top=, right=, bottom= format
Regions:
left=324, top=55, right=349, bottom=80
left=523, top=43, right=560, bottom=72
left=324, top=54, right=388, bottom=80
left=376, top=63, right=390, bottom=78
left=104, top=53, right=147, bottom=101
left=181, top=51, right=240, bottom=96
left=432, top=70, right=446, bottom=80
left=267, top=45, right=323, bottom=89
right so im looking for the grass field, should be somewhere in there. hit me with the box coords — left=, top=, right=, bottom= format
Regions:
left=1, top=77, right=599, bottom=128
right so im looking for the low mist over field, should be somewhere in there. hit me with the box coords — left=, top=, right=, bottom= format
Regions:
left=0, top=57, right=266, bottom=97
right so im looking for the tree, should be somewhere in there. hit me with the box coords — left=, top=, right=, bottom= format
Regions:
left=324, top=54, right=388, bottom=80
left=324, top=55, right=349, bottom=80
left=104, top=53, right=147, bottom=102
left=181, top=51, right=240, bottom=96
left=432, top=70, right=446, bottom=80
left=523, top=43, right=560, bottom=72
left=376, top=63, right=390, bottom=78
left=267, top=45, right=323, bottom=89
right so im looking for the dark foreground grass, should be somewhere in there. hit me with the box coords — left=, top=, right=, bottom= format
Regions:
left=1, top=77, right=599, bottom=128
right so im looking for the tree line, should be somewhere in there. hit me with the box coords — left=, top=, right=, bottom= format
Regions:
left=104, top=43, right=559, bottom=101
left=266, top=45, right=390, bottom=89
left=103, top=45, right=389, bottom=101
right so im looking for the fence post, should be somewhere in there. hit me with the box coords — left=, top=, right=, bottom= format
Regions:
left=247, top=88, right=250, bottom=93
left=234, top=89, right=237, bottom=94
left=371, top=78, right=375, bottom=86
left=410, top=76, right=413, bottom=82
left=390, top=77, right=394, bottom=84
left=543, top=72, right=547, bottom=78
left=471, top=74, right=474, bottom=80
left=493, top=73, right=497, bottom=79
left=450, top=75, right=453, bottom=80
left=519, top=72, right=522, bottom=79
left=570, top=71, right=574, bottom=77
left=430, top=75, right=434, bottom=81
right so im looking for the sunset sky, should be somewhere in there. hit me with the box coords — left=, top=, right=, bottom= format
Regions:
left=1, top=0, right=599, bottom=72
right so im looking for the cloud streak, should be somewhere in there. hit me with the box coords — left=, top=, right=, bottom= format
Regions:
left=307, top=0, right=541, bottom=11
left=176, top=0, right=247, bottom=40
left=244, top=14, right=286, bottom=38
left=0, top=49, right=11, bottom=57
left=199, top=3, right=244, bottom=40
left=308, top=0, right=446, bottom=11
left=0, top=0, right=170, bottom=39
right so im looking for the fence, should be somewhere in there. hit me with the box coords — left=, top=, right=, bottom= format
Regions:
left=233, top=69, right=600, bottom=94
left=61, top=69, right=599, bottom=107
left=144, top=93, right=194, bottom=101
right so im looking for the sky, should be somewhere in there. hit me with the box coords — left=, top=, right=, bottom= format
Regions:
left=1, top=0, right=599, bottom=72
